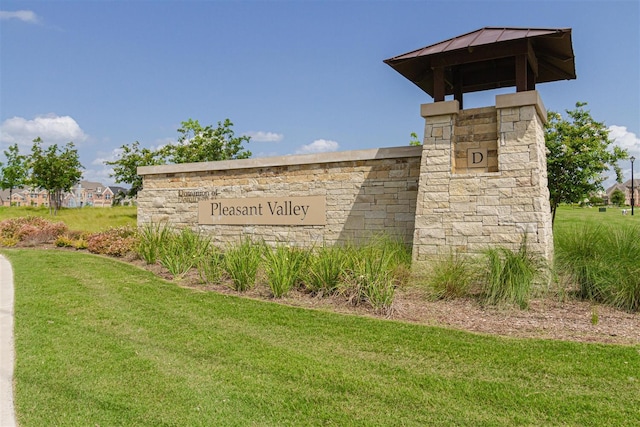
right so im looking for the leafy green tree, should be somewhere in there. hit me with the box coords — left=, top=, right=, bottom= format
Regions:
left=0, top=143, right=28, bottom=206
left=106, top=141, right=166, bottom=198
left=107, top=119, right=251, bottom=198
left=610, top=189, right=626, bottom=207
left=545, top=102, right=627, bottom=225
left=28, top=138, right=84, bottom=215
left=166, top=119, right=252, bottom=164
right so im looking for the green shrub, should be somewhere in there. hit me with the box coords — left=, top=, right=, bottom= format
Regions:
left=425, top=251, right=477, bottom=300
left=55, top=235, right=74, bottom=247
left=224, top=238, right=264, bottom=292
left=0, top=237, right=18, bottom=247
left=73, top=238, right=88, bottom=250
left=264, top=245, right=308, bottom=298
left=86, top=226, right=138, bottom=257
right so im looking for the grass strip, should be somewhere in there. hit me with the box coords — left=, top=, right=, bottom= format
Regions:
left=5, top=249, right=640, bottom=426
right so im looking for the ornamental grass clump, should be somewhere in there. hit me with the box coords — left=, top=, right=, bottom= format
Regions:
left=555, top=223, right=640, bottom=312
left=481, top=236, right=544, bottom=309
left=554, top=224, right=607, bottom=301
left=197, top=246, right=225, bottom=285
left=341, top=236, right=411, bottom=313
left=224, top=238, right=264, bottom=292
left=264, top=244, right=308, bottom=298
left=425, top=251, right=478, bottom=300
left=159, top=227, right=211, bottom=279
left=304, top=245, right=345, bottom=296
left=137, top=221, right=173, bottom=264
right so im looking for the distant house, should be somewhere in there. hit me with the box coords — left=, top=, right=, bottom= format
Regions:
left=64, top=181, right=132, bottom=208
left=0, top=188, right=48, bottom=207
left=1, top=181, right=130, bottom=208
left=606, top=179, right=639, bottom=206
left=64, top=181, right=102, bottom=207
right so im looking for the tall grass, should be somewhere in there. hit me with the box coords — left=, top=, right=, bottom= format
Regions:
left=342, top=236, right=411, bottom=313
left=481, top=237, right=544, bottom=309
left=158, top=227, right=211, bottom=279
left=224, top=238, right=264, bottom=292
left=304, top=245, right=345, bottom=295
left=264, top=244, right=308, bottom=297
left=137, top=221, right=172, bottom=264
left=424, top=251, right=477, bottom=300
left=197, top=246, right=225, bottom=285
left=555, top=223, right=640, bottom=311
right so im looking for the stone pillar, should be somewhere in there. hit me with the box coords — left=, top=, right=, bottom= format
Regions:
left=495, top=91, right=553, bottom=261
left=412, top=100, right=459, bottom=261
left=412, top=91, right=553, bottom=266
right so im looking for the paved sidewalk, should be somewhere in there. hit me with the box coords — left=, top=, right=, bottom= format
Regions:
left=0, top=255, right=17, bottom=427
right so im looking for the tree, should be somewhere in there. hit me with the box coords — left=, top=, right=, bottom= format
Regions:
left=166, top=119, right=251, bottom=164
left=106, top=141, right=166, bottom=198
left=545, top=102, right=627, bottom=225
left=107, top=119, right=251, bottom=197
left=28, top=138, right=84, bottom=215
left=0, top=143, right=28, bottom=206
left=610, top=189, right=626, bottom=207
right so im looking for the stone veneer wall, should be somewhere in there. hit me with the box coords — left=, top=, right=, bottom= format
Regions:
left=412, top=91, right=554, bottom=263
left=137, top=91, right=553, bottom=263
left=137, top=146, right=421, bottom=247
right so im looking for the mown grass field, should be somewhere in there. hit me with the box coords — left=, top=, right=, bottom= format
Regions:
left=5, top=249, right=640, bottom=426
left=555, top=204, right=639, bottom=228
left=0, top=205, right=137, bottom=232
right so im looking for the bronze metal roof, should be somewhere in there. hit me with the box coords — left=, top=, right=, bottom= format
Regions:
left=384, top=27, right=576, bottom=107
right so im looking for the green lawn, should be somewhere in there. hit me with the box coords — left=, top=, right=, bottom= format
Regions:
left=6, top=249, right=640, bottom=426
left=555, top=204, right=640, bottom=229
left=0, top=205, right=136, bottom=232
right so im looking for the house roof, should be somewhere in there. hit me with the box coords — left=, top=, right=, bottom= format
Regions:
left=384, top=27, right=576, bottom=104
left=76, top=180, right=105, bottom=191
left=606, top=179, right=640, bottom=195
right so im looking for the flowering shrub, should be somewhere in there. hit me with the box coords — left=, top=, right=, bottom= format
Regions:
left=0, top=216, right=68, bottom=246
left=86, top=226, right=138, bottom=257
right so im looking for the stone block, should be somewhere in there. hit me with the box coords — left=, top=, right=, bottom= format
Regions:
left=452, top=221, right=483, bottom=236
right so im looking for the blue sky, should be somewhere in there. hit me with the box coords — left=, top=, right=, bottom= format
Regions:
left=1, top=0, right=639, bottom=188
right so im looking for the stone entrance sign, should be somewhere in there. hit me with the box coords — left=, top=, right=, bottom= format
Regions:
left=137, top=27, right=577, bottom=265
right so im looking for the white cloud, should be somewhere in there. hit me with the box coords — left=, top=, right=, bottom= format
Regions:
left=295, top=139, right=339, bottom=155
left=601, top=125, right=640, bottom=189
left=0, top=10, right=40, bottom=24
left=244, top=131, right=284, bottom=143
left=0, top=114, right=88, bottom=147
left=609, top=125, right=640, bottom=155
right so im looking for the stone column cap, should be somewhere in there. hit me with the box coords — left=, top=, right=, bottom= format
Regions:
left=420, top=100, right=460, bottom=118
left=495, top=90, right=547, bottom=123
